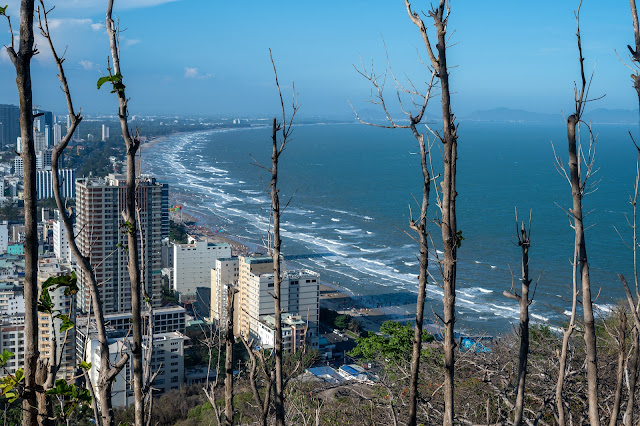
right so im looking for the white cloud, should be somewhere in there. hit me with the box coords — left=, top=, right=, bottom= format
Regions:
left=47, top=18, right=92, bottom=30
left=91, top=23, right=104, bottom=32
left=0, top=46, right=10, bottom=64
left=124, top=38, right=141, bottom=47
left=79, top=60, right=96, bottom=70
left=184, top=67, right=213, bottom=79
left=57, top=0, right=181, bottom=11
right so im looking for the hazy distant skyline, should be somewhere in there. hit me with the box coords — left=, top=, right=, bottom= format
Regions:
left=0, top=1, right=638, bottom=118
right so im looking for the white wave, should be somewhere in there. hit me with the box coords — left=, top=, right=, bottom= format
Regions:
left=595, top=303, right=615, bottom=314
left=490, top=265, right=497, bottom=269
left=353, top=246, right=385, bottom=254
left=366, top=231, right=374, bottom=235
left=335, top=228, right=364, bottom=236
left=363, top=216, right=374, bottom=221
left=404, top=261, right=417, bottom=267
left=331, top=218, right=340, bottom=222
left=359, top=258, right=387, bottom=267
left=530, top=313, right=549, bottom=322
left=474, top=260, right=482, bottom=264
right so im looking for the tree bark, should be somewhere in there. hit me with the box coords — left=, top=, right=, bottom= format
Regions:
left=609, top=311, right=626, bottom=426
left=271, top=117, right=285, bottom=426
left=566, top=113, right=600, bottom=425
left=224, top=287, right=236, bottom=426
left=511, top=221, right=531, bottom=426
left=404, top=3, right=458, bottom=424
left=106, top=2, right=144, bottom=425
left=408, top=128, right=430, bottom=426
left=5, top=2, right=37, bottom=424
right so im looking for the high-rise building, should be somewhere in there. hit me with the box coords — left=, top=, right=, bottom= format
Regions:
left=75, top=174, right=169, bottom=314
left=36, top=149, right=52, bottom=170
left=52, top=123, right=62, bottom=146
left=13, top=157, right=23, bottom=177
left=101, top=124, right=109, bottom=142
left=237, top=255, right=320, bottom=349
left=0, top=104, right=20, bottom=150
left=33, top=108, right=53, bottom=147
left=53, top=219, right=71, bottom=261
left=36, top=169, right=75, bottom=200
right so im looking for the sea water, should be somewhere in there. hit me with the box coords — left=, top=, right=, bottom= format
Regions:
left=143, top=121, right=639, bottom=334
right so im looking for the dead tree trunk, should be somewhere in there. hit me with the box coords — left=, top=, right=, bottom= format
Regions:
left=625, top=3, right=640, bottom=423
left=553, top=243, right=578, bottom=426
left=351, top=56, right=436, bottom=423
left=3, top=2, right=38, bottom=424
left=565, top=5, right=600, bottom=423
left=105, top=2, right=144, bottom=425
left=404, top=2, right=458, bottom=424
left=609, top=311, right=627, bottom=426
left=503, top=217, right=532, bottom=426
left=271, top=116, right=285, bottom=426
left=37, top=4, right=129, bottom=424
left=241, top=336, right=273, bottom=426
left=268, top=50, right=298, bottom=426
left=224, top=287, right=236, bottom=426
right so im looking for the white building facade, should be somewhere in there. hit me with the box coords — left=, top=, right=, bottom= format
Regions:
left=173, top=239, right=231, bottom=297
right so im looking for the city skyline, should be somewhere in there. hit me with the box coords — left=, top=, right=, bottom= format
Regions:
left=0, top=1, right=637, bottom=118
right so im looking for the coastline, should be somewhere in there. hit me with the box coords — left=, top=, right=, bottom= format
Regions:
left=169, top=206, right=403, bottom=334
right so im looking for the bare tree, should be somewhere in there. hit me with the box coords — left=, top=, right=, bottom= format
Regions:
left=350, top=49, right=437, bottom=425
left=624, top=3, right=640, bottom=422
left=104, top=1, right=145, bottom=425
left=241, top=336, right=274, bottom=426
left=607, top=310, right=627, bottom=426
left=404, top=2, right=459, bottom=424
left=267, top=49, right=298, bottom=426
left=222, top=287, right=236, bottom=426
left=1, top=2, right=39, bottom=424
left=33, top=4, right=130, bottom=425
left=563, top=3, right=600, bottom=424
left=502, top=212, right=533, bottom=426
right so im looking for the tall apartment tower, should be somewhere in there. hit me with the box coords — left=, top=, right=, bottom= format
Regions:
left=75, top=174, right=169, bottom=314
left=0, top=104, right=19, bottom=150
left=101, top=124, right=109, bottom=142
left=237, top=255, right=320, bottom=349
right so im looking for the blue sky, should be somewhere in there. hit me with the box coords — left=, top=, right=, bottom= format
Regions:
left=0, top=0, right=637, bottom=117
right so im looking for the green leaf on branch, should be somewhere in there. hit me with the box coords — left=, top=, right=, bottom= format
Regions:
left=0, top=5, right=7, bottom=15
left=0, top=349, right=13, bottom=365
left=57, top=314, right=75, bottom=332
left=97, top=73, right=125, bottom=93
left=38, top=288, right=54, bottom=314
left=79, top=361, right=92, bottom=370
left=456, top=230, right=464, bottom=249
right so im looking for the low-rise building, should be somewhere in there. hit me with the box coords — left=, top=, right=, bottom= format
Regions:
left=256, top=313, right=308, bottom=352
left=38, top=258, right=76, bottom=380
left=86, top=331, right=187, bottom=407
left=0, top=315, right=25, bottom=374
left=75, top=305, right=187, bottom=360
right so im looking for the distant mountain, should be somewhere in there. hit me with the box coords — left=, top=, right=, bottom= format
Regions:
left=463, top=107, right=640, bottom=124
left=582, top=108, right=640, bottom=124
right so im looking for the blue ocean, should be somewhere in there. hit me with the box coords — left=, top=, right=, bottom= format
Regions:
left=143, top=121, right=639, bottom=334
